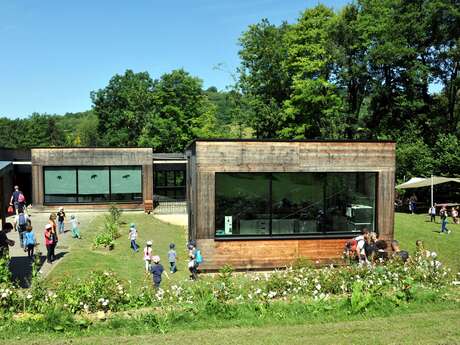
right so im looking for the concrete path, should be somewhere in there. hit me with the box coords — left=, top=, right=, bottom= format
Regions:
left=153, top=214, right=188, bottom=227
left=6, top=210, right=104, bottom=287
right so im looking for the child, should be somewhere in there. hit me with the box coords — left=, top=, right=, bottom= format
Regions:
left=143, top=241, right=153, bottom=272
left=128, top=223, right=139, bottom=252
left=188, top=242, right=200, bottom=280
left=23, top=225, right=36, bottom=259
left=57, top=207, right=66, bottom=234
left=149, top=256, right=168, bottom=288
left=69, top=215, right=81, bottom=239
left=168, top=243, right=177, bottom=273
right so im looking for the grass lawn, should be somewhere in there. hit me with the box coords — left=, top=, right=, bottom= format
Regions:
left=46, top=212, right=189, bottom=289
left=394, top=212, right=460, bottom=273
left=4, top=308, right=460, bottom=345
left=18, top=211, right=460, bottom=344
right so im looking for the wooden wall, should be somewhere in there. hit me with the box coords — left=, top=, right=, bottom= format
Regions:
left=31, top=148, right=153, bottom=208
left=188, top=140, right=396, bottom=270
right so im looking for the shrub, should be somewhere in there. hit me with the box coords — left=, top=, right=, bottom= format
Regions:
left=109, top=204, right=122, bottom=225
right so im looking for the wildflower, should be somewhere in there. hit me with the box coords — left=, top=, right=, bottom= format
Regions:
left=315, top=284, right=321, bottom=291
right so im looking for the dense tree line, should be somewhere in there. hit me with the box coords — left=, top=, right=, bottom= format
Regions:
left=0, top=0, right=458, bottom=180
left=237, top=0, right=459, bottom=180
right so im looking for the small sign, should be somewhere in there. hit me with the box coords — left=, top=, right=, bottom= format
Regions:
left=225, top=216, right=232, bottom=234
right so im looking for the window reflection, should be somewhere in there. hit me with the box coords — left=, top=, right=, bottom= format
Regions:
left=215, top=172, right=376, bottom=237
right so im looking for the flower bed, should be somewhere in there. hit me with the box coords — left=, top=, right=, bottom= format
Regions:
left=0, top=249, right=455, bottom=320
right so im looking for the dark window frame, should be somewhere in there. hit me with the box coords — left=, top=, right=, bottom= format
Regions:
left=43, top=165, right=143, bottom=205
left=214, top=172, right=378, bottom=240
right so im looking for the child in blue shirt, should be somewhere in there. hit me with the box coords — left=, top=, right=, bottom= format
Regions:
left=128, top=223, right=139, bottom=252
left=70, top=215, right=81, bottom=239
left=23, top=225, right=36, bottom=259
left=149, top=256, right=168, bottom=288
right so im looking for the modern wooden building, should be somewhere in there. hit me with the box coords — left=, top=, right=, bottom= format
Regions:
left=31, top=148, right=153, bottom=209
left=186, top=139, right=396, bottom=270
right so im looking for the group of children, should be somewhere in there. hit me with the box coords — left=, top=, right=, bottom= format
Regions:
left=11, top=207, right=82, bottom=261
left=344, top=228, right=409, bottom=265
left=128, top=223, right=202, bottom=288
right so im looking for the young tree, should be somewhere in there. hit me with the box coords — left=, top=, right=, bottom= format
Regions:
left=282, top=5, right=345, bottom=139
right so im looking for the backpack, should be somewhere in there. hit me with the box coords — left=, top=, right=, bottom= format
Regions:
left=18, top=193, right=25, bottom=203
left=195, top=249, right=203, bottom=264
left=18, top=213, right=27, bottom=232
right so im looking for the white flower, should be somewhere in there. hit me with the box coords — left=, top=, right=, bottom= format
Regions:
left=26, top=293, right=33, bottom=299
left=431, top=252, right=437, bottom=259
left=102, top=301, right=108, bottom=306
left=1, top=293, right=7, bottom=298
left=315, top=284, right=321, bottom=290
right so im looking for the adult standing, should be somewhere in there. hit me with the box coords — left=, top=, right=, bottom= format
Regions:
left=13, top=210, right=31, bottom=249
left=428, top=205, right=436, bottom=223
left=44, top=223, right=58, bottom=263
left=440, top=206, right=450, bottom=234
left=9, top=185, right=25, bottom=215
left=0, top=223, right=15, bottom=258
left=56, top=207, right=66, bottom=234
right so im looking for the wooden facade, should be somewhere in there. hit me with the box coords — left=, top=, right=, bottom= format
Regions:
left=186, top=140, right=396, bottom=270
left=31, top=148, right=153, bottom=209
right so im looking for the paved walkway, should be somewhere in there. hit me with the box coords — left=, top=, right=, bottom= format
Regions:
left=6, top=210, right=103, bottom=287
left=153, top=214, right=188, bottom=227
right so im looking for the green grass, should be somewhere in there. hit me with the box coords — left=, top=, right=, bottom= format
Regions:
left=48, top=211, right=460, bottom=287
left=14, top=211, right=460, bottom=344
left=394, top=212, right=460, bottom=273
left=46, top=212, right=189, bottom=288
left=3, top=298, right=460, bottom=345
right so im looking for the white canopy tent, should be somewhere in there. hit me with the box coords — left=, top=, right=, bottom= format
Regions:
left=396, top=176, right=460, bottom=207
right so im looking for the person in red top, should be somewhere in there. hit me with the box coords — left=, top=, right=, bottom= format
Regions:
left=44, top=223, right=58, bottom=263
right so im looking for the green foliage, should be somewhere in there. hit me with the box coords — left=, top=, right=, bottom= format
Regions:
left=108, top=204, right=122, bottom=225
left=349, top=281, right=373, bottom=314
left=138, top=69, right=220, bottom=152
left=93, top=208, right=121, bottom=249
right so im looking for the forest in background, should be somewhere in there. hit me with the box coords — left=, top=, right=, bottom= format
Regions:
left=0, top=0, right=458, bottom=181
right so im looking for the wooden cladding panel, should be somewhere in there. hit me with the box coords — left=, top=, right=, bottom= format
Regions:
left=31, top=148, right=153, bottom=166
left=197, top=238, right=347, bottom=270
left=377, top=170, right=395, bottom=240
left=196, top=171, right=215, bottom=239
left=195, top=142, right=395, bottom=169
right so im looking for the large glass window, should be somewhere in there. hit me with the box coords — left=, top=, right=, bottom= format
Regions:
left=215, top=172, right=377, bottom=238
left=43, top=166, right=142, bottom=204
left=44, top=167, right=78, bottom=203
left=154, top=169, right=186, bottom=201
left=78, top=167, right=110, bottom=202
left=215, top=173, right=270, bottom=236
left=111, top=166, right=142, bottom=201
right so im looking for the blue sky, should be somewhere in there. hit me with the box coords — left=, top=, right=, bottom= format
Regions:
left=0, top=0, right=350, bottom=118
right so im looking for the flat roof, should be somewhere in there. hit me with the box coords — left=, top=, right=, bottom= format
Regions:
left=186, top=138, right=396, bottom=150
